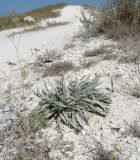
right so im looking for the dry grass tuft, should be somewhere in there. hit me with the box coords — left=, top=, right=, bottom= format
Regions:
left=43, top=61, right=75, bottom=77
left=118, top=36, right=140, bottom=64
left=63, top=43, right=75, bottom=50
left=127, top=77, right=140, bottom=98
left=94, top=148, right=117, bottom=160
left=80, top=58, right=100, bottom=68
left=1, top=112, right=74, bottom=159
left=84, top=48, right=106, bottom=57
left=30, top=49, right=62, bottom=77
left=123, top=119, right=140, bottom=138
left=83, top=45, right=117, bottom=60
left=1, top=112, right=50, bottom=159
left=80, top=133, right=119, bottom=160
left=131, top=86, right=140, bottom=98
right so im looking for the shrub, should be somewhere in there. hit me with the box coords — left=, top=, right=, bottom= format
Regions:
left=100, top=0, right=140, bottom=38
left=30, top=76, right=111, bottom=133
left=43, top=61, right=75, bottom=77
left=79, top=8, right=100, bottom=40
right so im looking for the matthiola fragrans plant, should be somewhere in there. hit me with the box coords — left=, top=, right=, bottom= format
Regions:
left=30, top=75, right=111, bottom=133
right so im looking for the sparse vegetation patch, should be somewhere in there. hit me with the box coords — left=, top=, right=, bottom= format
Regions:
left=43, top=61, right=75, bottom=77
left=80, top=133, right=119, bottom=160
left=63, top=43, right=75, bottom=50
left=83, top=45, right=116, bottom=60
left=126, top=77, right=140, bottom=98
left=99, top=0, right=140, bottom=38
left=123, top=119, right=140, bottom=138
left=80, top=58, right=100, bottom=68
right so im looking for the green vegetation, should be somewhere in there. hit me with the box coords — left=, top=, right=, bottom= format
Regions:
left=29, top=76, right=111, bottom=133
left=100, top=0, right=140, bottom=38
left=79, top=8, right=99, bottom=39
left=0, top=3, right=67, bottom=30
left=81, top=0, right=140, bottom=39
left=24, top=3, right=67, bottom=19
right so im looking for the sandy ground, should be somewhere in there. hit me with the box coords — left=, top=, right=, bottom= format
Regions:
left=0, top=5, right=82, bottom=75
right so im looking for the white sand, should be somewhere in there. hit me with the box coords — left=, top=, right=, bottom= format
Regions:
left=0, top=5, right=82, bottom=75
